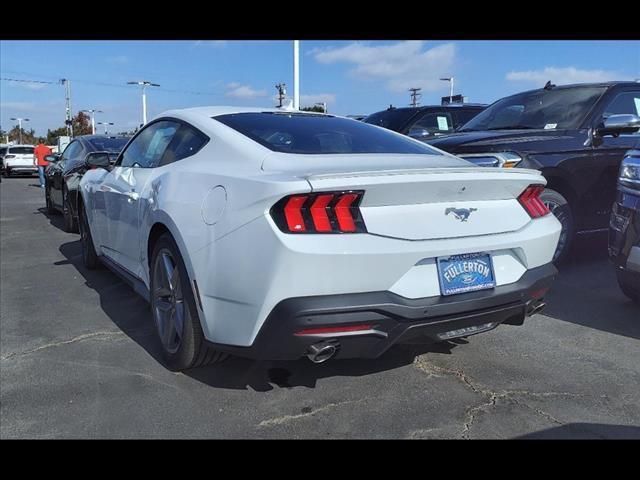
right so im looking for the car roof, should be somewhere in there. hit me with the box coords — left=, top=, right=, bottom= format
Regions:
left=159, top=105, right=329, bottom=121
left=7, top=144, right=35, bottom=148
left=378, top=104, right=487, bottom=113
left=505, top=81, right=638, bottom=98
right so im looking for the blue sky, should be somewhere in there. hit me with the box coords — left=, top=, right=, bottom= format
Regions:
left=1, top=40, right=639, bottom=136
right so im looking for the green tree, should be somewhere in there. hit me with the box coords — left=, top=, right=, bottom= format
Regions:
left=300, top=105, right=326, bottom=113
left=46, top=127, right=68, bottom=145
left=72, top=111, right=93, bottom=136
left=7, top=125, right=37, bottom=144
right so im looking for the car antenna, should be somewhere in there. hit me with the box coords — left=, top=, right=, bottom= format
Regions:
left=544, top=80, right=555, bottom=90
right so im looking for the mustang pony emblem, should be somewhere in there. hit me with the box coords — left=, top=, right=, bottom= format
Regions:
left=445, top=207, right=477, bottom=222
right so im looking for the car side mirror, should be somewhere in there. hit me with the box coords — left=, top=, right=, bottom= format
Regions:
left=618, top=150, right=640, bottom=191
left=85, top=151, right=111, bottom=169
left=45, top=154, right=60, bottom=163
left=408, top=127, right=430, bottom=139
left=596, top=114, right=640, bottom=138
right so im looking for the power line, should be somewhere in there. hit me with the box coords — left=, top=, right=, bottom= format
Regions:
left=409, top=87, right=422, bottom=107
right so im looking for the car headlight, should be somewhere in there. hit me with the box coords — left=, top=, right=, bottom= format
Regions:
left=619, top=153, right=640, bottom=190
left=459, top=152, right=522, bottom=168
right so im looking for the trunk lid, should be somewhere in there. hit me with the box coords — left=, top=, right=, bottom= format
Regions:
left=306, top=167, right=544, bottom=241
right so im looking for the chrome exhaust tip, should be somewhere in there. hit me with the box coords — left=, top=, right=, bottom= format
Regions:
left=527, top=301, right=547, bottom=317
left=306, top=341, right=338, bottom=363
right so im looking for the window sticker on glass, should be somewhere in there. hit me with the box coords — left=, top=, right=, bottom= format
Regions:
left=544, top=123, right=558, bottom=130
left=634, top=98, right=640, bottom=116
left=437, top=116, right=449, bottom=131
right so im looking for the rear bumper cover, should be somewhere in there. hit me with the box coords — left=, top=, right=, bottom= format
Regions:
left=210, top=262, right=557, bottom=361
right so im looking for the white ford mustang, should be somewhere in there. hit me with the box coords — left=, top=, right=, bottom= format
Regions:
left=78, top=106, right=561, bottom=370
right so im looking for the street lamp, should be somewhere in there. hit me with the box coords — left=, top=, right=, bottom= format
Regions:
left=97, top=122, right=114, bottom=135
left=81, top=109, right=103, bottom=135
left=440, top=77, right=454, bottom=104
left=10, top=117, right=30, bottom=144
left=127, top=80, right=160, bottom=125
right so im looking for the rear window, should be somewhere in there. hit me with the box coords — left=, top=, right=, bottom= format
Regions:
left=215, top=112, right=442, bottom=155
left=88, top=137, right=130, bottom=153
left=363, top=109, right=417, bottom=131
left=8, top=147, right=34, bottom=155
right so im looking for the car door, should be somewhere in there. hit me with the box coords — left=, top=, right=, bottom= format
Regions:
left=99, top=120, right=180, bottom=277
left=588, top=89, right=640, bottom=230
left=51, top=140, right=82, bottom=207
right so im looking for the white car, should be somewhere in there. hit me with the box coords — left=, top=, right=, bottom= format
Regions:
left=1, top=144, right=37, bottom=177
left=78, top=107, right=561, bottom=370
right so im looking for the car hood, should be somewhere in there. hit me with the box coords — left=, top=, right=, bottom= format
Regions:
left=426, top=129, right=580, bottom=154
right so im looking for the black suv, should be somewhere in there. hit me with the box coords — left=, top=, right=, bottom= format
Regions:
left=364, top=103, right=486, bottom=141
left=427, top=82, right=640, bottom=262
left=609, top=149, right=640, bottom=303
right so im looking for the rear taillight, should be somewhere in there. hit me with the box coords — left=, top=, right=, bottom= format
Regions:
left=271, top=191, right=367, bottom=234
left=518, top=185, right=550, bottom=218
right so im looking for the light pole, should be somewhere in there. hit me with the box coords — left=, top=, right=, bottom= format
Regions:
left=293, top=41, right=300, bottom=110
left=10, top=117, right=29, bottom=144
left=81, top=109, right=103, bottom=135
left=127, top=80, right=160, bottom=125
left=440, top=77, right=454, bottom=104
left=97, top=122, right=114, bottom=135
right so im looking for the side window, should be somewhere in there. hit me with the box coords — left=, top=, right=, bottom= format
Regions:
left=455, top=109, right=482, bottom=128
left=120, top=120, right=180, bottom=168
left=158, top=124, right=209, bottom=166
left=410, top=112, right=453, bottom=135
left=61, top=141, right=82, bottom=162
left=603, top=91, right=640, bottom=118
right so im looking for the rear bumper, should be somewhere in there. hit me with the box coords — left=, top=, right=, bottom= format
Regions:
left=209, top=262, right=557, bottom=361
left=6, top=165, right=38, bottom=173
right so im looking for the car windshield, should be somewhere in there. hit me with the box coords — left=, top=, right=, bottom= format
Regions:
left=363, top=109, right=417, bottom=131
left=459, top=86, right=607, bottom=132
left=88, top=137, right=129, bottom=153
left=215, top=112, right=443, bottom=155
left=9, top=147, right=34, bottom=154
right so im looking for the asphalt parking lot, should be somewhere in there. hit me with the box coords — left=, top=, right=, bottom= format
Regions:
left=1, top=177, right=639, bottom=439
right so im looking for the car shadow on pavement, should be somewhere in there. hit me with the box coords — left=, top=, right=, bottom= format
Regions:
left=35, top=207, right=66, bottom=232
left=544, top=234, right=640, bottom=340
left=57, top=237, right=460, bottom=391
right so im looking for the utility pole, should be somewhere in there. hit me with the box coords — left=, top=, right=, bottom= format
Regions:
left=440, top=77, right=454, bottom=104
left=10, top=117, right=29, bottom=144
left=97, top=122, right=114, bottom=135
left=293, top=40, right=300, bottom=110
left=81, top=110, right=102, bottom=135
left=275, top=83, right=287, bottom=108
left=127, top=80, right=160, bottom=125
left=60, top=78, right=73, bottom=137
left=409, top=87, right=422, bottom=107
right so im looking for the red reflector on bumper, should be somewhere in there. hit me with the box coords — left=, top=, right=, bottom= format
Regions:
left=295, top=324, right=374, bottom=336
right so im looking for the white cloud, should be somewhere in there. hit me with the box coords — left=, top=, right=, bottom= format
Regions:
left=225, top=82, right=267, bottom=99
left=4, top=81, right=47, bottom=91
left=313, top=41, right=457, bottom=93
left=506, top=67, right=631, bottom=85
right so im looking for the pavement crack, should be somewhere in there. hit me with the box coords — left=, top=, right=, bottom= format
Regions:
left=413, top=356, right=587, bottom=438
left=1, top=331, right=126, bottom=361
left=258, top=398, right=368, bottom=427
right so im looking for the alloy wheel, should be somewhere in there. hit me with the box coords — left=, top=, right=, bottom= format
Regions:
left=152, top=249, right=186, bottom=354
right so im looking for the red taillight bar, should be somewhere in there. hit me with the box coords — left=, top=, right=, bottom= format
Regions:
left=271, top=191, right=367, bottom=234
left=518, top=185, right=550, bottom=219
left=295, top=323, right=374, bottom=336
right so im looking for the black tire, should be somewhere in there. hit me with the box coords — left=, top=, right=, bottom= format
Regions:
left=540, top=188, right=574, bottom=264
left=45, top=185, right=57, bottom=214
left=616, top=269, right=640, bottom=303
left=79, top=203, right=101, bottom=270
left=62, top=185, right=78, bottom=233
left=150, top=233, right=228, bottom=371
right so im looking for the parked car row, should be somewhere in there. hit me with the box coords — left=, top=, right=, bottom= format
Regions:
left=32, top=81, right=638, bottom=374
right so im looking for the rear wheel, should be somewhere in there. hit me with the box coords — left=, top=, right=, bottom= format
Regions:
left=540, top=188, right=574, bottom=264
left=62, top=185, right=78, bottom=233
left=150, top=233, right=228, bottom=371
left=79, top=204, right=101, bottom=270
left=616, top=269, right=640, bottom=303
